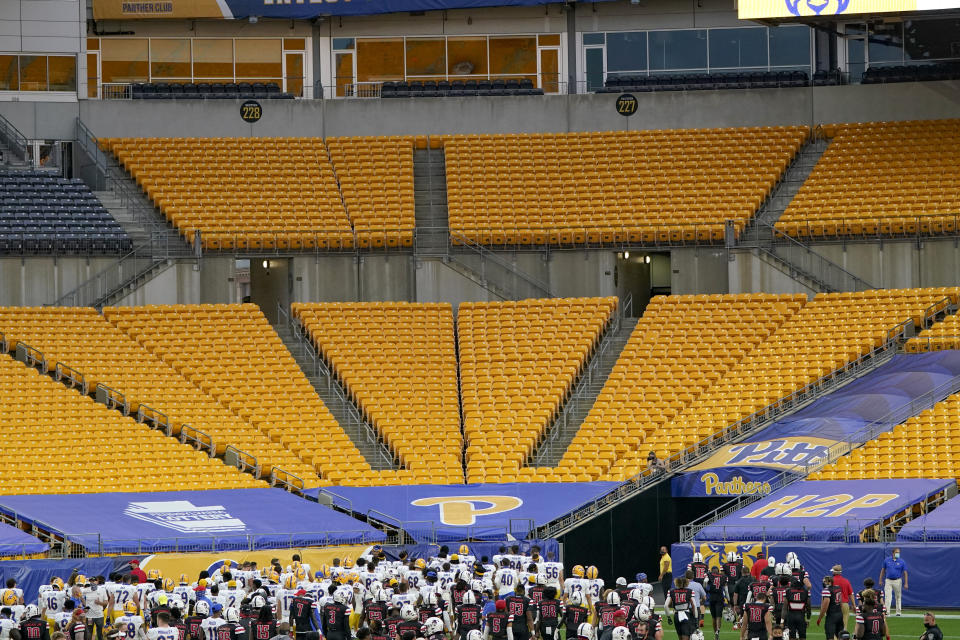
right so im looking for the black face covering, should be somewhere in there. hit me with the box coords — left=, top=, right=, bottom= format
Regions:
left=924, top=623, right=935, bottom=629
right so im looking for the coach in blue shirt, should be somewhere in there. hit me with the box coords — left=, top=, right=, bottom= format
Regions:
left=878, top=547, right=908, bottom=616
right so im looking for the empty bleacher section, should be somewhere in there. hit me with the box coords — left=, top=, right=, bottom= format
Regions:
left=776, top=119, right=960, bottom=239
left=810, top=389, right=960, bottom=481
left=0, top=170, right=131, bottom=255
left=550, top=293, right=805, bottom=481
left=0, top=307, right=318, bottom=485
left=861, top=63, right=960, bottom=85
left=102, top=138, right=352, bottom=250
left=598, top=70, right=808, bottom=93
left=380, top=78, right=543, bottom=98
left=457, top=297, right=618, bottom=483
left=131, top=82, right=293, bottom=99
left=103, top=304, right=374, bottom=487
left=907, top=298, right=960, bottom=352
left=293, top=302, right=462, bottom=483
left=0, top=350, right=259, bottom=495
left=443, top=127, right=808, bottom=247
left=326, top=137, right=416, bottom=248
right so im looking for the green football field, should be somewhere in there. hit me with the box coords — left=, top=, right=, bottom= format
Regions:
left=702, top=610, right=957, bottom=640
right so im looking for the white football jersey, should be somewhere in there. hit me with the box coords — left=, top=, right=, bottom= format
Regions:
left=436, top=572, right=456, bottom=593
left=113, top=585, right=139, bottom=613
left=404, top=570, right=424, bottom=591
left=53, top=612, right=73, bottom=633
left=115, top=614, right=146, bottom=640
left=359, top=571, right=380, bottom=592
left=494, top=568, right=518, bottom=594
left=277, top=589, right=300, bottom=618
left=200, top=617, right=225, bottom=639
left=40, top=590, right=66, bottom=617
left=391, top=592, right=414, bottom=608
left=172, top=586, right=194, bottom=611
left=220, top=589, right=243, bottom=610
left=564, top=578, right=586, bottom=597
left=539, top=562, right=564, bottom=587
left=136, top=584, right=155, bottom=607
left=0, top=619, right=18, bottom=640
left=585, top=578, right=604, bottom=600
left=147, top=626, right=179, bottom=640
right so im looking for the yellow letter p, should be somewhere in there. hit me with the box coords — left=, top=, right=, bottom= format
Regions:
left=411, top=495, right=523, bottom=525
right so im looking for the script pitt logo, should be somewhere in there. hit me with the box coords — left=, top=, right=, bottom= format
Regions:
left=411, top=496, right=523, bottom=525
left=783, top=0, right=849, bottom=16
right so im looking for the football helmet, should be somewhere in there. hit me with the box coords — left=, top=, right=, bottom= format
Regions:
left=268, top=571, right=280, bottom=584
left=223, top=560, right=232, bottom=569
left=629, top=589, right=644, bottom=602
left=471, top=580, right=484, bottom=593
left=317, top=565, right=329, bottom=580
left=343, top=556, right=354, bottom=569
left=612, top=627, right=631, bottom=640
left=424, top=618, right=443, bottom=636
left=124, top=601, right=138, bottom=615
left=291, top=561, right=301, bottom=571
left=726, top=552, right=737, bottom=562
left=23, top=605, right=39, bottom=620
left=775, top=563, right=788, bottom=576
left=52, top=578, right=64, bottom=591
left=461, top=591, right=477, bottom=605
left=691, top=630, right=705, bottom=640
left=284, top=576, right=297, bottom=590
left=459, top=545, right=470, bottom=556
left=197, top=579, right=208, bottom=589
left=767, top=556, right=775, bottom=566
left=148, top=570, right=161, bottom=581
left=578, top=623, right=595, bottom=640
left=334, top=589, right=351, bottom=605
left=0, top=591, right=16, bottom=606
left=76, top=575, right=88, bottom=586
left=295, top=568, right=307, bottom=582
left=164, top=578, right=175, bottom=593
left=615, top=577, right=627, bottom=587
left=227, top=580, right=237, bottom=589
left=785, top=552, right=797, bottom=564
left=692, top=553, right=704, bottom=564
left=635, top=604, right=651, bottom=622
left=572, top=565, right=585, bottom=579
left=606, top=592, right=621, bottom=606
left=179, top=574, right=189, bottom=585
left=467, top=631, right=483, bottom=640
left=415, top=559, right=427, bottom=570
left=401, top=605, right=417, bottom=621
left=195, top=601, right=210, bottom=617
left=250, top=596, right=266, bottom=609
left=225, top=608, right=239, bottom=623
left=568, top=592, right=583, bottom=607
left=585, top=566, right=599, bottom=580
left=450, top=554, right=460, bottom=563
left=788, top=558, right=801, bottom=571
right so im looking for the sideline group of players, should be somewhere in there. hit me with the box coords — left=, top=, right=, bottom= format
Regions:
left=674, top=551, right=890, bottom=640
left=0, top=547, right=892, bottom=640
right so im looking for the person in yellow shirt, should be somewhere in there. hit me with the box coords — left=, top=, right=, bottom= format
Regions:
left=659, top=547, right=673, bottom=600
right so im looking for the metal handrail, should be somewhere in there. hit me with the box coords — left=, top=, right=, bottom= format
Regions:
left=95, top=383, right=130, bottom=415
left=54, top=362, right=88, bottom=395
left=270, top=467, right=305, bottom=494
left=367, top=509, right=408, bottom=544
left=766, top=221, right=874, bottom=290
left=137, top=403, right=172, bottom=437
left=532, top=293, right=632, bottom=465
left=0, top=331, right=6, bottom=354
left=680, top=337, right=960, bottom=541
left=180, top=424, right=215, bottom=457
left=0, top=112, right=28, bottom=161
left=317, top=487, right=354, bottom=513
left=224, top=445, right=260, bottom=477
left=535, top=315, right=912, bottom=539
left=447, top=230, right=554, bottom=298
left=15, top=342, right=47, bottom=372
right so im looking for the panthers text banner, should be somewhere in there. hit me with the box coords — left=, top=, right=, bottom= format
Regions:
left=693, top=479, right=953, bottom=542
left=310, top=482, right=619, bottom=542
left=739, top=0, right=960, bottom=19
left=94, top=0, right=615, bottom=19
left=0, top=489, right=385, bottom=553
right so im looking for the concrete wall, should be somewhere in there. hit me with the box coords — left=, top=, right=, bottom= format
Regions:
left=0, top=257, right=116, bottom=306
left=727, top=249, right=820, bottom=296
left=2, top=80, right=958, bottom=141
left=670, top=246, right=729, bottom=295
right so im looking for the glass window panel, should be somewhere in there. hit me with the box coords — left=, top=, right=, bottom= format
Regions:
left=406, top=38, right=446, bottom=76
left=101, top=38, right=148, bottom=83
left=19, top=55, right=47, bottom=91
left=769, top=25, right=810, bottom=67
left=87, top=53, right=98, bottom=97
left=356, top=38, right=404, bottom=82
left=448, top=37, right=488, bottom=76
left=585, top=47, right=604, bottom=91
left=151, top=39, right=191, bottom=78
left=333, top=38, right=355, bottom=50
left=606, top=31, right=647, bottom=73
left=489, top=36, right=537, bottom=75
left=583, top=33, right=604, bottom=46
left=285, top=52, right=303, bottom=96
left=649, top=30, right=707, bottom=70
left=284, top=38, right=306, bottom=51
left=539, top=34, right=560, bottom=46
left=236, top=39, right=282, bottom=78
left=869, top=23, right=903, bottom=64
left=903, top=18, right=960, bottom=61
left=540, top=47, right=559, bottom=92
left=87, top=38, right=100, bottom=51
left=0, top=55, right=18, bottom=91
left=709, top=27, right=767, bottom=68
left=48, top=55, right=76, bottom=91
left=192, top=39, right=233, bottom=78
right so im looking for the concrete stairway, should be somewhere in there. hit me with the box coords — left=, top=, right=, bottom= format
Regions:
left=531, top=314, right=639, bottom=466
left=413, top=148, right=450, bottom=255
left=274, top=318, right=398, bottom=471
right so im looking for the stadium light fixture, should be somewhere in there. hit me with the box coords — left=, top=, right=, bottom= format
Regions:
left=624, top=251, right=630, bottom=259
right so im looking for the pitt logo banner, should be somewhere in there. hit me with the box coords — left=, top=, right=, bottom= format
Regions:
left=411, top=496, right=523, bottom=526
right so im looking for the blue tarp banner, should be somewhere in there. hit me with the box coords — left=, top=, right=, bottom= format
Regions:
left=93, top=0, right=611, bottom=20
left=0, top=489, right=385, bottom=553
left=382, top=539, right=560, bottom=563
left=673, top=352, right=960, bottom=497
left=0, top=522, right=48, bottom=556
left=898, top=493, right=960, bottom=542
left=672, top=540, right=960, bottom=608
left=310, top=482, right=619, bottom=542
left=694, top=479, right=953, bottom=542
